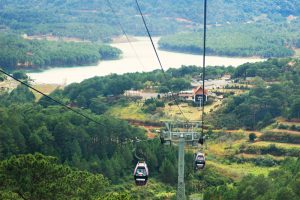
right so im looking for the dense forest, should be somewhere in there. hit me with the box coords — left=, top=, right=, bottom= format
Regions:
left=2, top=0, right=300, bottom=199
left=0, top=33, right=121, bottom=70
left=204, top=158, right=300, bottom=200
left=209, top=58, right=300, bottom=130
left=159, top=23, right=300, bottom=58
left=1, top=0, right=300, bottom=41
left=1, top=58, right=300, bottom=198
left=0, top=84, right=220, bottom=199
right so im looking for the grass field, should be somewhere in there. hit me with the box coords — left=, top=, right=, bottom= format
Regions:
left=163, top=103, right=201, bottom=121
left=266, top=129, right=300, bottom=135
left=208, top=142, right=233, bottom=157
left=236, top=153, right=286, bottom=161
left=251, top=141, right=300, bottom=149
left=107, top=101, right=222, bottom=122
left=31, top=84, right=62, bottom=100
left=276, top=117, right=300, bottom=125
left=208, top=160, right=278, bottom=180
left=225, top=130, right=263, bottom=137
left=106, top=102, right=148, bottom=120
left=163, top=101, right=222, bottom=121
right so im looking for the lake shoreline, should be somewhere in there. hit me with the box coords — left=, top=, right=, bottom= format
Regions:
left=27, top=36, right=265, bottom=85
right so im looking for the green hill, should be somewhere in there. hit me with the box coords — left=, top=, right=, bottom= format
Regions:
left=1, top=0, right=300, bottom=40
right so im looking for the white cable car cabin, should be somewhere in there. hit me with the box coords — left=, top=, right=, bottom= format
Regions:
left=133, top=161, right=149, bottom=186
left=195, top=152, right=205, bottom=170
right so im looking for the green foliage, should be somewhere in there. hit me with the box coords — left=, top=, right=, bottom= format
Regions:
left=0, top=153, right=109, bottom=200
left=159, top=159, right=177, bottom=184
left=168, top=65, right=234, bottom=80
left=260, top=131, right=300, bottom=144
left=89, top=99, right=109, bottom=115
left=0, top=85, right=35, bottom=105
left=0, top=33, right=121, bottom=69
left=142, top=98, right=165, bottom=114
left=204, top=158, right=300, bottom=200
left=57, top=66, right=212, bottom=114
left=168, top=78, right=191, bottom=92
left=99, top=45, right=122, bottom=60
left=12, top=71, right=28, bottom=80
left=0, top=104, right=145, bottom=173
left=0, top=72, right=6, bottom=82
left=159, top=23, right=297, bottom=58
left=249, top=133, right=257, bottom=142
left=232, top=155, right=279, bottom=167
left=102, top=192, right=131, bottom=200
left=2, top=56, right=300, bottom=198
left=1, top=0, right=300, bottom=40
left=290, top=99, right=300, bottom=119
left=240, top=144, right=300, bottom=157
left=210, top=58, right=300, bottom=130
left=204, top=185, right=238, bottom=200
left=232, top=58, right=294, bottom=80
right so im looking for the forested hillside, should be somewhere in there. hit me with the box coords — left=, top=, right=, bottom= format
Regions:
left=159, top=23, right=300, bottom=58
left=1, top=58, right=300, bottom=199
left=2, top=0, right=300, bottom=198
left=209, top=58, right=300, bottom=130
left=1, top=0, right=300, bottom=40
left=0, top=33, right=121, bottom=70
left=204, top=158, right=300, bottom=200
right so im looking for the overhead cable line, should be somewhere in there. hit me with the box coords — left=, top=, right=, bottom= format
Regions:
left=106, top=0, right=146, bottom=69
left=134, top=0, right=189, bottom=123
left=0, top=69, right=103, bottom=126
left=201, top=0, right=207, bottom=136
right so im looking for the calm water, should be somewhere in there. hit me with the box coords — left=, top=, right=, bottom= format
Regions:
left=27, top=37, right=264, bottom=85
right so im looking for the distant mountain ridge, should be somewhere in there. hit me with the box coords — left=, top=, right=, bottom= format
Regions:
left=0, top=0, right=299, bottom=40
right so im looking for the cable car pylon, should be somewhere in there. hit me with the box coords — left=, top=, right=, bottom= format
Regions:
left=177, top=134, right=185, bottom=200
left=161, top=121, right=204, bottom=200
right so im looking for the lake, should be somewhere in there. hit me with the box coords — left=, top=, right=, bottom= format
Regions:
left=27, top=37, right=264, bottom=85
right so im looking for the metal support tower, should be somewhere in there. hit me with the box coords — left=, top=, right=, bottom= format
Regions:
left=177, top=134, right=186, bottom=200
left=162, top=121, right=201, bottom=200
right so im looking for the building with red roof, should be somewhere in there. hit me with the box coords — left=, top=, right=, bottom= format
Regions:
left=178, top=86, right=208, bottom=103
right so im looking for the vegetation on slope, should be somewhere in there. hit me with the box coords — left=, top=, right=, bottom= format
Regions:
left=159, top=23, right=299, bottom=58
left=0, top=154, right=112, bottom=200
left=0, top=33, right=121, bottom=70
left=204, top=158, right=300, bottom=200
left=1, top=57, right=300, bottom=199
left=209, top=58, right=300, bottom=130
left=1, top=0, right=300, bottom=40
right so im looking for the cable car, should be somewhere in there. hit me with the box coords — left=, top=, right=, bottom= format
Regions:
left=195, top=152, right=205, bottom=170
left=133, top=161, right=149, bottom=186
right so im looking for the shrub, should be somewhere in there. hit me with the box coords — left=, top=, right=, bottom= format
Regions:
left=249, top=133, right=257, bottom=142
left=278, top=124, right=289, bottom=130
